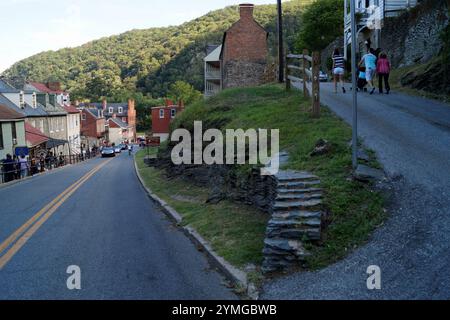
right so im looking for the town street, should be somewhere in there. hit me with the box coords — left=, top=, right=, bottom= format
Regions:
left=0, top=152, right=236, bottom=299
left=262, top=82, right=450, bottom=299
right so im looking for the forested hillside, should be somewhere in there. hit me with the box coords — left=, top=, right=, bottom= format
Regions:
left=2, top=0, right=313, bottom=101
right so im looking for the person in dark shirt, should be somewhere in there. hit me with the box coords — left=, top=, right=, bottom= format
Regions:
left=2, top=154, right=15, bottom=183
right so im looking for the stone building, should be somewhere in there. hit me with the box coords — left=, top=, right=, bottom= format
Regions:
left=203, top=3, right=268, bottom=97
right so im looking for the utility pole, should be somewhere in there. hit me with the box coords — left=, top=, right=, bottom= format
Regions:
left=277, top=0, right=284, bottom=83
left=350, top=0, right=358, bottom=169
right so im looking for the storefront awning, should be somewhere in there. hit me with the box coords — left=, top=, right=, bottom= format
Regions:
left=46, top=138, right=68, bottom=149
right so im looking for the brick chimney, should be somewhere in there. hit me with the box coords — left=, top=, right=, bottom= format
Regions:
left=239, top=3, right=254, bottom=21
left=46, top=82, right=61, bottom=91
left=102, top=99, right=107, bottom=110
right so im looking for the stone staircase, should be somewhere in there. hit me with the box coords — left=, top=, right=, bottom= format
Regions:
left=262, top=170, right=323, bottom=273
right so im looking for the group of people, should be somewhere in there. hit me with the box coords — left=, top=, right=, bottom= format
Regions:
left=1, top=154, right=31, bottom=183
left=332, top=47, right=391, bottom=95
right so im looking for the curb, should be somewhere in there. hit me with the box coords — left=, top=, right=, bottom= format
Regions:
left=133, top=157, right=258, bottom=300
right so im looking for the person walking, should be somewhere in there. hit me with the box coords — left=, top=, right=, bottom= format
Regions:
left=377, top=52, right=391, bottom=94
left=2, top=154, right=15, bottom=183
left=18, top=155, right=29, bottom=179
left=359, top=48, right=377, bottom=95
left=332, top=48, right=346, bottom=94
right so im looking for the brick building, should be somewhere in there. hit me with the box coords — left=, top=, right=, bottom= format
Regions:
left=80, top=108, right=106, bottom=148
left=78, top=99, right=136, bottom=142
left=151, top=100, right=184, bottom=142
left=221, top=3, right=268, bottom=89
left=204, top=3, right=268, bottom=97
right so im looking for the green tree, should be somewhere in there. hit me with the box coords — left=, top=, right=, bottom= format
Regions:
left=295, top=0, right=344, bottom=52
left=168, top=81, right=202, bottom=105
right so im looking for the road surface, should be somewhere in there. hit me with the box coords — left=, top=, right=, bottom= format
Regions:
left=0, top=152, right=236, bottom=299
left=262, top=82, right=450, bottom=299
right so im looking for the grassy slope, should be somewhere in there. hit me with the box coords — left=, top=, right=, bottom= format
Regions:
left=137, top=84, right=386, bottom=270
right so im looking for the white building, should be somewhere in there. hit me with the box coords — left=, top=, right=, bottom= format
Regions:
left=344, top=0, right=418, bottom=57
left=204, top=45, right=222, bottom=98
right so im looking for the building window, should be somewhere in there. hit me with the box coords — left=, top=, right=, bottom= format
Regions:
left=122, top=117, right=127, bottom=123
left=82, top=113, right=86, bottom=121
left=11, top=122, right=17, bottom=141
left=159, top=109, right=165, bottom=119
left=32, top=92, right=37, bottom=108
left=0, top=123, right=3, bottom=150
left=171, top=109, right=176, bottom=118
left=118, top=107, right=123, bottom=114
left=109, top=107, right=113, bottom=114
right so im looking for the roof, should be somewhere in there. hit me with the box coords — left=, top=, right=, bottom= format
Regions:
left=109, top=117, right=130, bottom=129
left=79, top=102, right=128, bottom=117
left=63, top=105, right=80, bottom=114
left=0, top=93, right=49, bottom=118
left=204, top=45, right=222, bottom=62
left=0, top=79, right=18, bottom=93
left=28, top=82, right=65, bottom=94
left=25, top=122, right=49, bottom=147
left=83, top=108, right=104, bottom=119
left=0, top=104, right=25, bottom=121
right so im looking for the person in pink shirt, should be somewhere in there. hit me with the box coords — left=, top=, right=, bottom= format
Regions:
left=377, top=52, right=391, bottom=94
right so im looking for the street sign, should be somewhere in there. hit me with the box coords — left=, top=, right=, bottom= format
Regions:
left=147, top=137, right=161, bottom=147
left=14, top=146, right=29, bottom=157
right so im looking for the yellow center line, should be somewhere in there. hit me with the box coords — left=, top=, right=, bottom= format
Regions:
left=0, top=158, right=113, bottom=270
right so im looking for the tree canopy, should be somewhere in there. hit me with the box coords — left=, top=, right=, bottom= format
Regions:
left=2, top=1, right=313, bottom=102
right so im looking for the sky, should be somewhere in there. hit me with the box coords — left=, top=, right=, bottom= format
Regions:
left=0, top=0, right=284, bottom=72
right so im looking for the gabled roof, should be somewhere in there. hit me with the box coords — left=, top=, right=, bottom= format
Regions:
left=204, top=45, right=222, bottom=62
left=25, top=122, right=49, bottom=147
left=0, top=104, right=25, bottom=120
left=83, top=108, right=103, bottom=119
left=28, top=82, right=65, bottom=94
left=0, top=79, right=18, bottom=93
left=109, top=117, right=129, bottom=129
left=63, top=105, right=80, bottom=114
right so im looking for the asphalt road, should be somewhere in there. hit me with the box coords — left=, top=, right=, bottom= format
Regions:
left=262, top=82, right=450, bottom=299
left=0, top=151, right=236, bottom=299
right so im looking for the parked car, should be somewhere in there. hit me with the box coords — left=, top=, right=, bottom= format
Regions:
left=114, top=146, right=122, bottom=153
left=101, top=147, right=116, bottom=158
left=319, top=70, right=329, bottom=82
left=119, top=144, right=127, bottom=150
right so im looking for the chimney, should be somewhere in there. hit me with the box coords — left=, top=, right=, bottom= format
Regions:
left=239, top=3, right=254, bottom=20
left=164, top=99, right=173, bottom=107
left=46, top=82, right=61, bottom=91
left=102, top=99, right=107, bottom=110
left=128, top=99, right=135, bottom=111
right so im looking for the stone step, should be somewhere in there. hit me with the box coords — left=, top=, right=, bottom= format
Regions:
left=276, top=170, right=319, bottom=182
left=277, top=180, right=321, bottom=189
left=276, top=193, right=322, bottom=201
left=273, top=199, right=322, bottom=210
left=268, top=218, right=321, bottom=228
left=266, top=227, right=321, bottom=241
left=264, top=238, right=306, bottom=254
left=276, top=187, right=323, bottom=195
left=272, top=210, right=322, bottom=220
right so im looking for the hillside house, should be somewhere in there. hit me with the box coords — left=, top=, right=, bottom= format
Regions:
left=80, top=108, right=107, bottom=148
left=0, top=79, right=70, bottom=155
left=204, top=3, right=268, bottom=98
left=344, top=0, right=419, bottom=58
left=78, top=99, right=136, bottom=142
left=108, top=116, right=132, bottom=146
left=0, top=104, right=26, bottom=160
left=151, top=100, right=184, bottom=142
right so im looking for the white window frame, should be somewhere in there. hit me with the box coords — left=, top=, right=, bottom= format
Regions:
left=171, top=109, right=176, bottom=118
left=118, top=107, right=123, bottom=114
left=81, top=113, right=86, bottom=121
left=159, top=109, right=165, bottom=119
left=109, top=107, right=113, bottom=114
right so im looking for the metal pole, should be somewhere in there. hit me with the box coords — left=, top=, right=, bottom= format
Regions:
left=350, top=0, right=358, bottom=169
left=277, top=0, right=284, bottom=82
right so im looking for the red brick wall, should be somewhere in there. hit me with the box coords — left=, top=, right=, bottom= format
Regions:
left=80, top=110, right=105, bottom=138
left=222, top=5, right=268, bottom=64
left=151, top=106, right=183, bottom=134
left=127, top=99, right=136, bottom=141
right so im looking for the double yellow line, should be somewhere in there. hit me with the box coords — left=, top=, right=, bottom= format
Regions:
left=0, top=159, right=112, bottom=270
